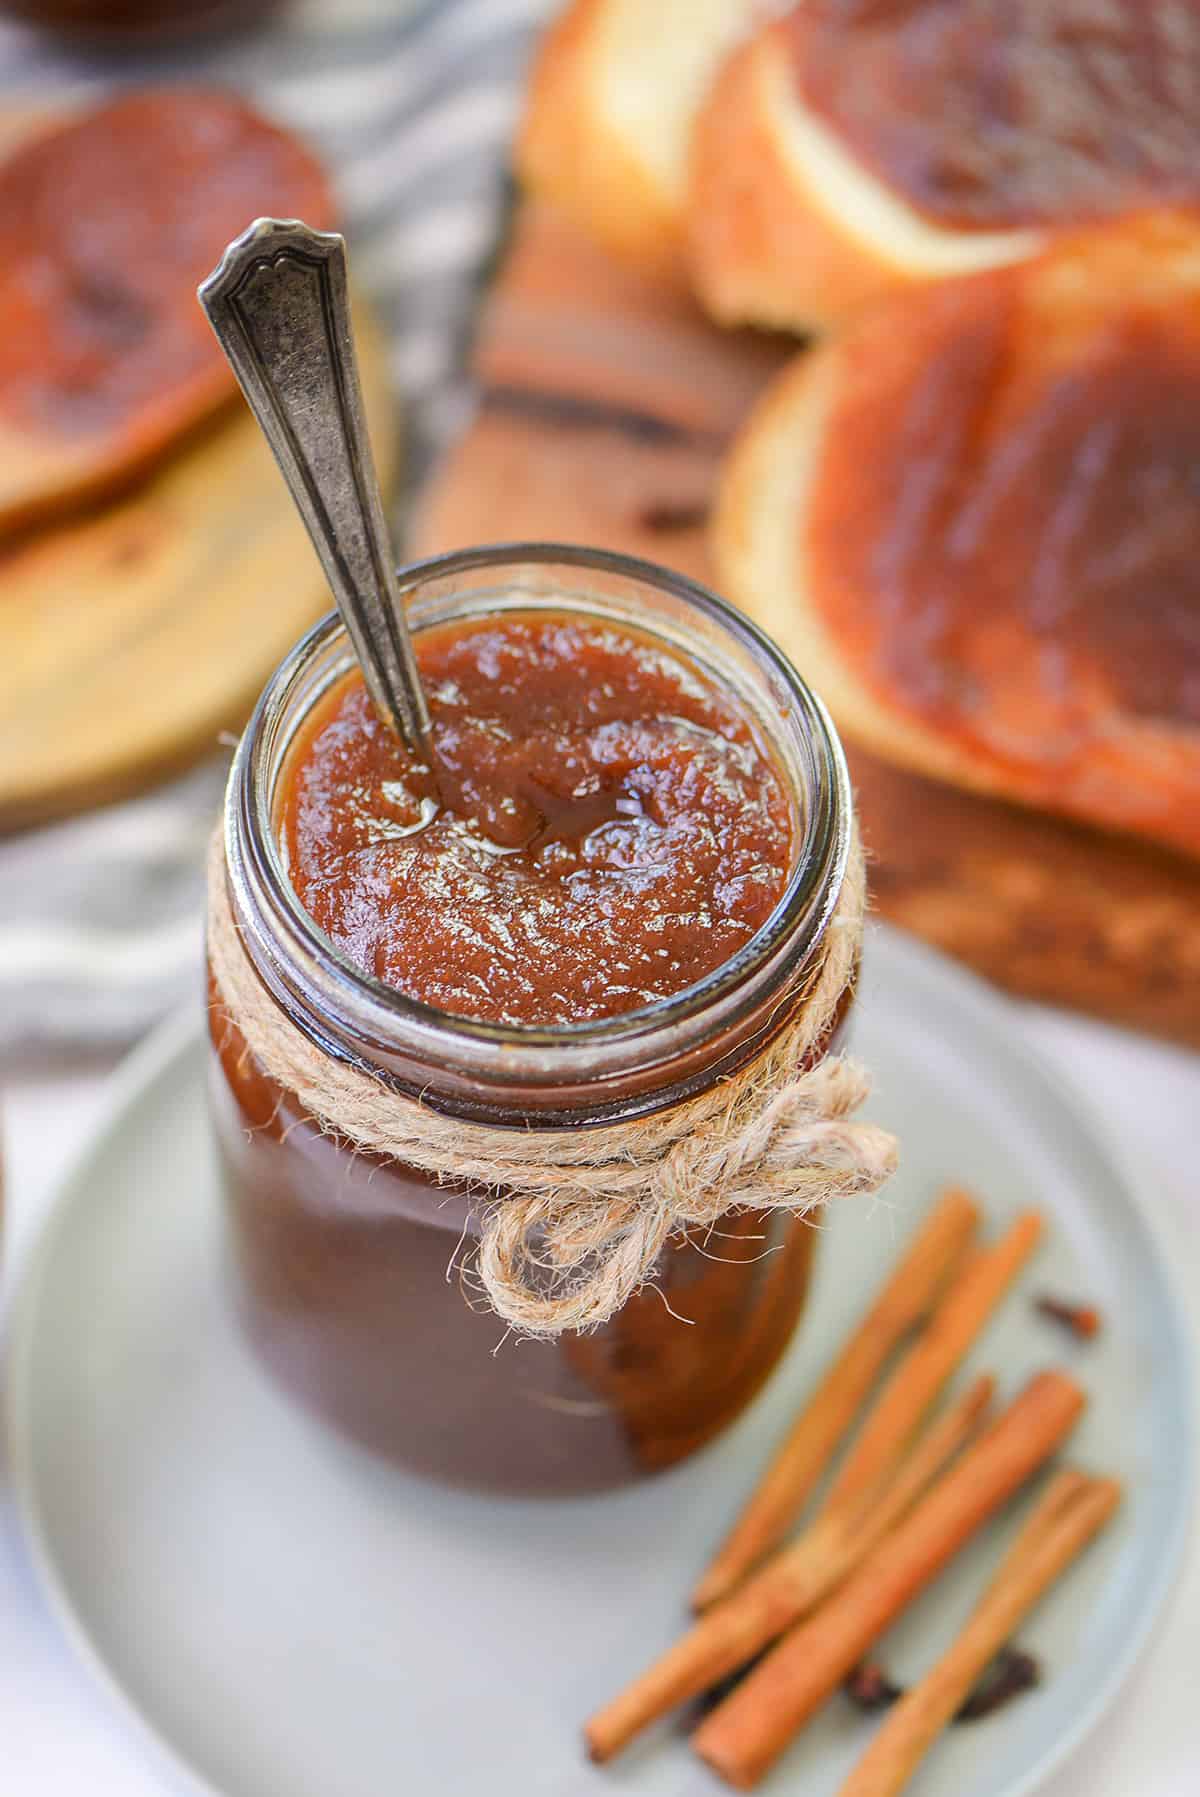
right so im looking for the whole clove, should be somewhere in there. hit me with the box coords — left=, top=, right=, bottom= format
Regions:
left=956, top=1646, right=1041, bottom=1721
left=843, top=1646, right=1042, bottom=1723
left=1034, top=1294, right=1102, bottom=1340
left=844, top=1661, right=905, bottom=1712
left=691, top=1651, right=770, bottom=1721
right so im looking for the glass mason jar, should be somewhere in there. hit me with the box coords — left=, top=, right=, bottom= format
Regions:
left=208, top=546, right=856, bottom=1496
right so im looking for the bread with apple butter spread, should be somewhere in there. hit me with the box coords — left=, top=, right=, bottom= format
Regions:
left=714, top=214, right=1200, bottom=859
left=0, top=90, right=334, bottom=534
left=689, top=1, right=1200, bottom=333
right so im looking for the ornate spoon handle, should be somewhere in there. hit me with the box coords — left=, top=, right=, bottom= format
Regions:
left=199, top=216, right=431, bottom=753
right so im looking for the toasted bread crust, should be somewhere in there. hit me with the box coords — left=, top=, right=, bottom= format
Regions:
left=688, top=38, right=898, bottom=331
left=516, top=0, right=686, bottom=276
left=689, top=32, right=1037, bottom=334
left=714, top=305, right=1200, bottom=860
left=713, top=345, right=980, bottom=790
left=714, top=346, right=1064, bottom=804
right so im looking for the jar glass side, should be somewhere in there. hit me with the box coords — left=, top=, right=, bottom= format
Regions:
left=209, top=979, right=822, bottom=1492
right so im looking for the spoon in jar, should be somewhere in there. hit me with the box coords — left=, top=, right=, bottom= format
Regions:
left=198, top=217, right=432, bottom=759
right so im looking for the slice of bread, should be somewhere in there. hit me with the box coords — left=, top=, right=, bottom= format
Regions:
left=688, top=24, right=1043, bottom=332
left=0, top=91, right=334, bottom=536
left=516, top=0, right=756, bottom=278
left=714, top=217, right=1200, bottom=859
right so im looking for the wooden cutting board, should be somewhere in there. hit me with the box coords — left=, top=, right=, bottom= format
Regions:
left=0, top=293, right=396, bottom=830
left=413, top=202, right=1200, bottom=1046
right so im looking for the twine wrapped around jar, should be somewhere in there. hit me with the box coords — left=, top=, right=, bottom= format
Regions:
left=207, top=828, right=896, bottom=1337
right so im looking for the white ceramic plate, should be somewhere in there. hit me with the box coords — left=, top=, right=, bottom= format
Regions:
left=6, top=927, right=1194, bottom=1797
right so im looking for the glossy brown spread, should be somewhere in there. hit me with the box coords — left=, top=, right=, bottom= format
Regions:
left=785, top=0, right=1200, bottom=230
left=279, top=612, right=793, bottom=1024
left=806, top=255, right=1200, bottom=855
left=0, top=92, right=332, bottom=445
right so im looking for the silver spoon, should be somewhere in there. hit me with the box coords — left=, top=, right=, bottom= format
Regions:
left=198, top=217, right=432, bottom=756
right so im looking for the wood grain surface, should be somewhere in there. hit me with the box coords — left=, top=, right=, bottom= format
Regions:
left=412, top=203, right=1200, bottom=1045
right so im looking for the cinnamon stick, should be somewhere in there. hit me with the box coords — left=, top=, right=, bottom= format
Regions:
left=820, top=1213, right=1043, bottom=1522
left=841, top=1374, right=995, bottom=1555
left=583, top=1376, right=993, bottom=1763
left=693, top=1187, right=979, bottom=1611
left=836, top=1470, right=1121, bottom=1797
left=692, top=1371, right=1086, bottom=1790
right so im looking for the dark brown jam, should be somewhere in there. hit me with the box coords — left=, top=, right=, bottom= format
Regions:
left=806, top=273, right=1200, bottom=856
left=279, top=612, right=793, bottom=1024
left=210, top=1002, right=819, bottom=1494
left=785, top=0, right=1200, bottom=230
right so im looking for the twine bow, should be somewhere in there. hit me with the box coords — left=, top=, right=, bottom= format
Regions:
left=207, top=829, right=896, bottom=1336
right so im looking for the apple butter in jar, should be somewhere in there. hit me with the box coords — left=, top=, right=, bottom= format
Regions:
left=208, top=546, right=859, bottom=1494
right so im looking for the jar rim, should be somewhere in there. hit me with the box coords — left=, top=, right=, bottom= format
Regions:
left=224, top=543, right=853, bottom=1101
